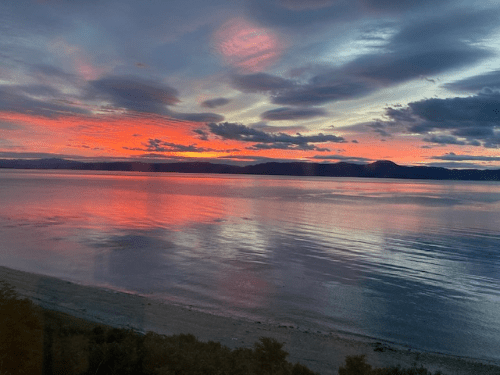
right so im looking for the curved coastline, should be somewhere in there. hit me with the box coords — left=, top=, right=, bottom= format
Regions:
left=1, top=265, right=499, bottom=375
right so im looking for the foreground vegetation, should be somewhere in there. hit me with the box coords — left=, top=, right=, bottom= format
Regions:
left=1, top=280, right=444, bottom=375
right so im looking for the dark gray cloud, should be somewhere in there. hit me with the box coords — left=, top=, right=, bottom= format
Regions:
left=207, top=122, right=345, bottom=151
left=248, top=0, right=356, bottom=28
left=359, top=0, right=450, bottom=13
left=276, top=0, right=336, bottom=11
left=271, top=75, right=375, bottom=106
left=246, top=143, right=329, bottom=151
left=391, top=9, right=499, bottom=48
left=168, top=111, right=224, bottom=123
left=383, top=91, right=500, bottom=148
left=249, top=0, right=450, bottom=29
left=343, top=47, right=490, bottom=86
left=311, top=154, right=372, bottom=163
left=0, top=151, right=88, bottom=160
left=250, top=122, right=307, bottom=133
left=261, top=107, right=326, bottom=121
left=193, top=128, right=209, bottom=141
left=200, top=98, right=231, bottom=108
left=408, top=93, right=500, bottom=125
left=29, top=64, right=77, bottom=83
left=443, top=70, right=500, bottom=93
left=231, top=73, right=295, bottom=93
left=88, top=75, right=224, bottom=122
left=422, top=135, right=468, bottom=146
left=366, top=121, right=393, bottom=137
left=13, top=84, right=61, bottom=97
left=0, top=85, right=90, bottom=117
left=124, top=138, right=216, bottom=153
left=89, top=76, right=180, bottom=113
left=430, top=153, right=500, bottom=162
left=425, top=161, right=499, bottom=169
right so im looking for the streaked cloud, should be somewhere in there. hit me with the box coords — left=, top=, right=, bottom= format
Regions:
left=231, top=73, right=295, bottom=93
left=310, top=154, right=373, bottom=163
left=89, top=76, right=180, bottom=113
left=201, top=98, right=231, bottom=108
left=430, top=153, right=500, bottom=162
left=261, top=107, right=327, bottom=121
left=443, top=70, right=500, bottom=93
left=124, top=138, right=216, bottom=153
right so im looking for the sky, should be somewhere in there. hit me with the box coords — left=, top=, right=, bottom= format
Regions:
left=1, top=0, right=500, bottom=169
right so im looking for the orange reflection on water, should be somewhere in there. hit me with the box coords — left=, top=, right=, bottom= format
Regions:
left=1, top=171, right=230, bottom=233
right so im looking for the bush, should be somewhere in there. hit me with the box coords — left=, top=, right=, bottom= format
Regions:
left=339, top=355, right=444, bottom=375
left=0, top=281, right=44, bottom=375
left=1, top=279, right=449, bottom=375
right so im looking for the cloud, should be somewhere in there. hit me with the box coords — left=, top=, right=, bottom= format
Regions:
left=276, top=0, right=335, bottom=11
left=407, top=94, right=500, bottom=125
left=311, top=154, right=372, bottom=163
left=392, top=8, right=499, bottom=47
left=343, top=47, right=490, bottom=86
left=0, top=85, right=90, bottom=117
left=425, top=161, right=499, bottom=170
left=0, top=151, right=90, bottom=160
left=200, top=97, right=231, bottom=108
left=89, top=76, right=180, bottom=113
left=250, top=122, right=307, bottom=133
left=0, top=120, right=23, bottom=130
left=29, top=64, right=77, bottom=83
left=260, top=107, right=326, bottom=121
left=422, top=135, right=468, bottom=145
left=193, top=128, right=209, bottom=141
left=88, top=75, right=224, bottom=122
left=365, top=121, right=393, bottom=137
left=359, top=0, right=450, bottom=13
left=213, top=17, right=283, bottom=73
left=167, top=111, right=224, bottom=123
left=430, top=153, right=500, bottom=162
left=207, top=121, right=345, bottom=151
left=124, top=138, right=216, bottom=153
left=271, top=75, right=376, bottom=106
left=231, top=73, right=295, bottom=93
left=242, top=8, right=499, bottom=108
left=246, top=143, right=331, bottom=151
left=383, top=91, right=500, bottom=148
left=443, top=70, right=500, bottom=93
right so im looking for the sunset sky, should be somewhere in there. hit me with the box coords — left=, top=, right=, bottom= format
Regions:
left=1, top=0, right=500, bottom=168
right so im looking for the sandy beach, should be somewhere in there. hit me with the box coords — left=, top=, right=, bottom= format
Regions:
left=1, top=265, right=499, bottom=375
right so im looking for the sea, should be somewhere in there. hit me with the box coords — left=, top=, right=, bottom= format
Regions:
left=1, top=169, right=499, bottom=363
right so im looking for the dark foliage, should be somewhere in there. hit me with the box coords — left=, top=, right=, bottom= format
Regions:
left=2, top=280, right=452, bottom=375
left=339, top=355, right=444, bottom=375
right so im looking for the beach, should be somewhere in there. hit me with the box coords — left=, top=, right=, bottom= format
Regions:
left=2, top=265, right=499, bottom=375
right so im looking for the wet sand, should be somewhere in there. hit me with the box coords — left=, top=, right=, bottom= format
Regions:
left=1, top=265, right=499, bottom=375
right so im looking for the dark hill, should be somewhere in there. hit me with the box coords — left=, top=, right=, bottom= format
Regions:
left=1, top=158, right=499, bottom=181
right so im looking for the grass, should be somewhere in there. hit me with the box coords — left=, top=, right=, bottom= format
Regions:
left=1, top=280, right=446, bottom=375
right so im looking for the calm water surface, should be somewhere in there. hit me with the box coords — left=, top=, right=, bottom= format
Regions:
left=1, top=169, right=500, bottom=362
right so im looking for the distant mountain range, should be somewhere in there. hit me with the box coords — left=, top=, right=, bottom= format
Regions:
left=1, top=158, right=500, bottom=181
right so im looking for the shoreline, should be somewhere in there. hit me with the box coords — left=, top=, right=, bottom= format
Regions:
left=2, top=265, right=499, bottom=375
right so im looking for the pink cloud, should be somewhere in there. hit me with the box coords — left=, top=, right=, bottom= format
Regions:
left=213, top=18, right=283, bottom=73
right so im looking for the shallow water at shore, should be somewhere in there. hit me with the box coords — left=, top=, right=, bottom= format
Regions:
left=1, top=169, right=500, bottom=363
